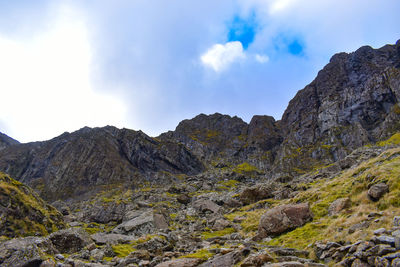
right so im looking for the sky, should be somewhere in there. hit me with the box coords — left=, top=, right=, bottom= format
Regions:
left=0, top=0, right=399, bottom=143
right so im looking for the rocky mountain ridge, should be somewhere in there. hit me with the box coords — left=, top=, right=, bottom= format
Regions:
left=0, top=40, right=400, bottom=202
left=0, top=40, right=400, bottom=267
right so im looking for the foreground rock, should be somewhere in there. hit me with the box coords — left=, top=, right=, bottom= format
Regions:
left=113, top=210, right=168, bottom=235
left=0, top=237, right=55, bottom=267
left=155, top=258, right=203, bottom=267
left=368, top=183, right=389, bottom=201
left=49, top=228, right=92, bottom=253
left=257, top=203, right=313, bottom=239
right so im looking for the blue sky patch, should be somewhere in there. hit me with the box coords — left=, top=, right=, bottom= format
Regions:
left=227, top=14, right=257, bottom=49
left=288, top=39, right=304, bottom=55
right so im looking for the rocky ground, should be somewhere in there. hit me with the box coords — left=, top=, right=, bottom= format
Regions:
left=1, top=135, right=400, bottom=267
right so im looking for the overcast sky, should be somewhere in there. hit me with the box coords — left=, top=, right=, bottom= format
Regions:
left=0, top=0, right=399, bottom=142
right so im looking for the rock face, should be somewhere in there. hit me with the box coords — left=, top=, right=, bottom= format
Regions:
left=258, top=203, right=313, bottom=238
left=0, top=132, right=19, bottom=151
left=0, top=126, right=204, bottom=200
left=276, top=40, right=400, bottom=175
left=1, top=41, right=400, bottom=199
left=0, top=172, right=65, bottom=237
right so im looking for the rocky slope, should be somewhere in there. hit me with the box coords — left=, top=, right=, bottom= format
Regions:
left=2, top=135, right=400, bottom=267
left=0, top=126, right=204, bottom=201
left=0, top=172, right=65, bottom=238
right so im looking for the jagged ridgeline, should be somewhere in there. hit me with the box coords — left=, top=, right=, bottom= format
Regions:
left=0, top=40, right=400, bottom=267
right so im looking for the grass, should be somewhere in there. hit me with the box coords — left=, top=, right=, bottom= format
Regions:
left=180, top=248, right=214, bottom=260
left=111, top=244, right=136, bottom=257
left=377, top=132, right=400, bottom=146
left=264, top=146, right=400, bottom=251
left=233, top=162, right=261, bottom=175
left=201, top=227, right=236, bottom=239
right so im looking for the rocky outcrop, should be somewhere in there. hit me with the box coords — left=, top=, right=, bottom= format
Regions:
left=257, top=203, right=313, bottom=239
left=276, top=40, right=400, bottom=176
left=0, top=126, right=204, bottom=200
left=0, top=172, right=65, bottom=237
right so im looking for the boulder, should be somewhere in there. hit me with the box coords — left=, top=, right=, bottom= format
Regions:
left=192, top=199, right=221, bottom=214
left=155, top=258, right=202, bottom=267
left=199, top=248, right=250, bottom=267
left=368, top=183, right=389, bottom=201
left=257, top=203, right=313, bottom=239
left=113, top=210, right=168, bottom=235
left=0, top=237, right=55, bottom=267
left=49, top=228, right=92, bottom=254
left=177, top=193, right=192, bottom=205
left=239, top=183, right=276, bottom=205
left=328, top=198, right=351, bottom=216
left=91, top=233, right=136, bottom=245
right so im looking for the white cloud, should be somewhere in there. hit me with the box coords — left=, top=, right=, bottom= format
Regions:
left=269, top=0, right=298, bottom=14
left=200, top=41, right=245, bottom=72
left=255, top=54, right=269, bottom=63
left=0, top=5, right=128, bottom=142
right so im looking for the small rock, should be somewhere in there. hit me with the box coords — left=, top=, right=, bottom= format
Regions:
left=177, top=194, right=191, bottom=205
left=351, top=258, right=369, bottom=267
left=374, top=235, right=395, bottom=246
left=328, top=198, right=351, bottom=216
left=368, top=183, right=389, bottom=201
left=394, top=216, right=400, bottom=227
left=374, top=228, right=387, bottom=235
left=374, top=257, right=390, bottom=267
left=155, top=258, right=202, bottom=267
left=55, top=254, right=65, bottom=260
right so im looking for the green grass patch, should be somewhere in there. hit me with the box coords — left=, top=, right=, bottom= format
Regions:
left=201, top=227, right=235, bottom=239
left=111, top=244, right=136, bottom=257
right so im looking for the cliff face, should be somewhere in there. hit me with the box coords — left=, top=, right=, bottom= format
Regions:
left=0, top=126, right=204, bottom=200
left=275, top=40, right=400, bottom=175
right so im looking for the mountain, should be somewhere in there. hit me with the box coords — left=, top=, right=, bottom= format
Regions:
left=0, top=40, right=399, bottom=267
left=0, top=132, right=19, bottom=151
left=0, top=126, right=204, bottom=201
left=0, top=41, right=399, bottom=201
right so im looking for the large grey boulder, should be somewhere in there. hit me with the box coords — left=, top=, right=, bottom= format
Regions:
left=49, top=227, right=92, bottom=254
left=113, top=210, right=168, bottom=235
left=0, top=237, right=55, bottom=267
left=257, top=203, right=313, bottom=239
